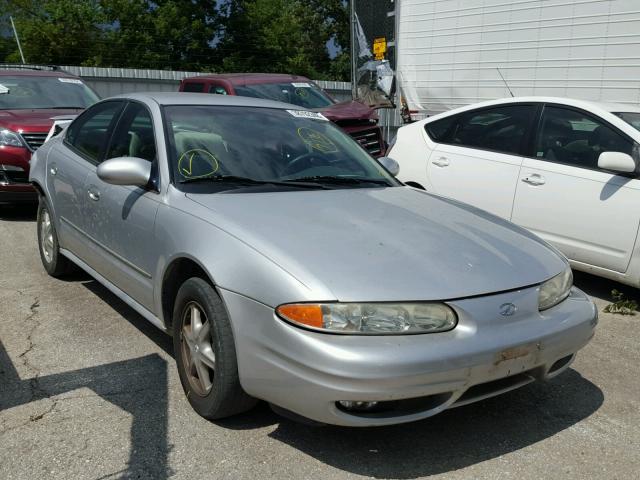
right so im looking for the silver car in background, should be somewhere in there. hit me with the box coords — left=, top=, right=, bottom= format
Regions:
left=29, top=93, right=597, bottom=427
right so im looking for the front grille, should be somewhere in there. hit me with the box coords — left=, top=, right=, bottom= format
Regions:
left=350, top=128, right=383, bottom=157
left=20, top=132, right=48, bottom=151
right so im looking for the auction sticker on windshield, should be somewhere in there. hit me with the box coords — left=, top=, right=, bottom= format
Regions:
left=58, top=78, right=83, bottom=84
left=287, top=110, right=328, bottom=121
left=297, top=127, right=338, bottom=153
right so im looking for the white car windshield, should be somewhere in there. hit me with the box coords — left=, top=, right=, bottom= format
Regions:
left=614, top=112, right=640, bottom=132
left=164, top=105, right=397, bottom=191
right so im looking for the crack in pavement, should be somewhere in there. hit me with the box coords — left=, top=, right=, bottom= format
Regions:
left=13, top=297, right=59, bottom=424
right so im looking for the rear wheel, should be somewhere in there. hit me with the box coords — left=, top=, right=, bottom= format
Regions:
left=172, top=277, right=257, bottom=419
left=37, top=197, right=72, bottom=277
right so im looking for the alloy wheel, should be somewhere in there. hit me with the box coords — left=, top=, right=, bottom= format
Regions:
left=180, top=301, right=216, bottom=396
left=40, top=208, right=54, bottom=264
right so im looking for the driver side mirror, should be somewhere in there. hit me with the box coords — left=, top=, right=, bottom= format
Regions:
left=597, top=151, right=636, bottom=174
left=97, top=157, right=152, bottom=187
left=377, top=156, right=400, bottom=176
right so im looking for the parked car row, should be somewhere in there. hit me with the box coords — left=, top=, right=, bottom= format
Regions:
left=1, top=64, right=614, bottom=428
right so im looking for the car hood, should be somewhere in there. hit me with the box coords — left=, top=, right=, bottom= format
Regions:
left=318, top=101, right=378, bottom=123
left=186, top=187, right=566, bottom=302
left=0, top=108, right=83, bottom=132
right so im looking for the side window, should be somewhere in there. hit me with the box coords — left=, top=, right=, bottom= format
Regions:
left=66, top=101, right=124, bottom=164
left=182, top=82, right=204, bottom=93
left=209, top=85, right=228, bottom=95
left=535, top=106, right=633, bottom=170
left=106, top=102, right=156, bottom=162
left=425, top=115, right=457, bottom=142
left=448, top=105, right=533, bottom=155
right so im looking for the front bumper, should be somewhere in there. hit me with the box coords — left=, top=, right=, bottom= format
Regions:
left=221, top=286, right=597, bottom=427
left=0, top=146, right=36, bottom=204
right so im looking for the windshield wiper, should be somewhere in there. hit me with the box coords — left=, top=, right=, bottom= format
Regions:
left=285, top=176, right=391, bottom=186
left=179, top=175, right=328, bottom=189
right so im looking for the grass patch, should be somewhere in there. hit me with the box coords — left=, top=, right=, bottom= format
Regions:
left=603, top=289, right=638, bottom=315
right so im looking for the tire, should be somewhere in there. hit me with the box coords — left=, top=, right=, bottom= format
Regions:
left=172, top=277, right=257, bottom=420
left=37, top=197, right=72, bottom=277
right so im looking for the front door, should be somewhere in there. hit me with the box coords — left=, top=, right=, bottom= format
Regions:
left=512, top=105, right=640, bottom=273
left=82, top=101, right=161, bottom=310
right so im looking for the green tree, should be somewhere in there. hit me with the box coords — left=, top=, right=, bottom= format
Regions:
left=0, top=0, right=350, bottom=79
left=99, top=0, right=220, bottom=70
left=0, top=0, right=105, bottom=65
left=219, top=0, right=349, bottom=80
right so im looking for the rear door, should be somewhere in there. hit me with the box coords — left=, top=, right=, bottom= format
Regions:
left=47, top=101, right=125, bottom=259
left=512, top=104, right=640, bottom=273
left=82, top=101, right=161, bottom=310
left=425, top=104, right=537, bottom=218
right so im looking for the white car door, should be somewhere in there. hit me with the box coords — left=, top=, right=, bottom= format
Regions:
left=424, top=104, right=537, bottom=219
left=512, top=104, right=640, bottom=273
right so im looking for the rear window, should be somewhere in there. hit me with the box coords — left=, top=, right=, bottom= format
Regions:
left=233, top=82, right=334, bottom=109
left=182, top=82, right=204, bottom=93
left=0, top=75, right=99, bottom=109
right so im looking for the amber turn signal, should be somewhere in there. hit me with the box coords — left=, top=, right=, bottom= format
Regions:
left=276, top=304, right=323, bottom=328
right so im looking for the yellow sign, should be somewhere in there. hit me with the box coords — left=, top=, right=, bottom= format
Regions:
left=373, top=37, right=387, bottom=60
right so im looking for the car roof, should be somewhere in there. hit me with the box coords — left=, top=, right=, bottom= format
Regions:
left=111, top=91, right=302, bottom=110
left=183, top=73, right=312, bottom=86
left=427, top=96, right=640, bottom=122
left=0, top=69, right=78, bottom=78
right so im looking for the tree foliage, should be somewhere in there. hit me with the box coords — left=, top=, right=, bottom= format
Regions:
left=0, top=0, right=350, bottom=79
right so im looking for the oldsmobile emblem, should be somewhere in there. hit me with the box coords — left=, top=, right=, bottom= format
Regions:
left=499, top=303, right=517, bottom=316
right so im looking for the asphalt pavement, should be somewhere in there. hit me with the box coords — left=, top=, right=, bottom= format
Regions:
left=1, top=204, right=638, bottom=480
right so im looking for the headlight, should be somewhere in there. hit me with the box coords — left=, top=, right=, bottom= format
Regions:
left=276, top=302, right=457, bottom=334
left=0, top=129, right=24, bottom=148
left=538, top=266, right=573, bottom=311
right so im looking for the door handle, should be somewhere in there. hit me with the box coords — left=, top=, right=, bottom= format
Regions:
left=87, top=188, right=100, bottom=201
left=432, top=157, right=450, bottom=167
left=522, top=174, right=546, bottom=186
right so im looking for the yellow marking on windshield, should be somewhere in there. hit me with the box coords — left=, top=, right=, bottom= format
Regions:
left=297, top=127, right=338, bottom=154
left=177, top=149, right=219, bottom=178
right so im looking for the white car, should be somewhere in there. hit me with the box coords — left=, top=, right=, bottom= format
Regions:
left=388, top=97, right=640, bottom=288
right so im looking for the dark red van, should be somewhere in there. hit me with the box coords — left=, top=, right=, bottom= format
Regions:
left=179, top=73, right=385, bottom=157
left=0, top=66, right=99, bottom=204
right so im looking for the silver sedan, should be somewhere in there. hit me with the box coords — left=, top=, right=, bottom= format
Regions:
left=29, top=93, right=597, bottom=427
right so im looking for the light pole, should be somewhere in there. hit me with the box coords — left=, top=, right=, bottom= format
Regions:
left=10, top=16, right=26, bottom=64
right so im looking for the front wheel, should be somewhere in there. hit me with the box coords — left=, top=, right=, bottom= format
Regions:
left=37, top=197, right=72, bottom=277
left=172, top=277, right=257, bottom=420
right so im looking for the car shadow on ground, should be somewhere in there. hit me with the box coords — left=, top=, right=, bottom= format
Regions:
left=0, top=204, right=37, bottom=222
left=218, top=369, right=603, bottom=478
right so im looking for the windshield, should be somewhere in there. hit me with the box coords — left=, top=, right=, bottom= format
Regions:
left=233, top=82, right=334, bottom=109
left=614, top=112, right=640, bottom=132
left=164, top=105, right=398, bottom=192
left=0, top=75, right=99, bottom=109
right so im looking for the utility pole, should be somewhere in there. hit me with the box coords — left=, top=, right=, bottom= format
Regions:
left=350, top=0, right=357, bottom=100
left=10, top=16, right=26, bottom=64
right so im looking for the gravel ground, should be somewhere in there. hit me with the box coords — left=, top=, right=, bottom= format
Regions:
left=1, top=204, right=638, bottom=480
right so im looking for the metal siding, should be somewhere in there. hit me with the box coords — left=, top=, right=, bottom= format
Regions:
left=397, top=0, right=640, bottom=116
